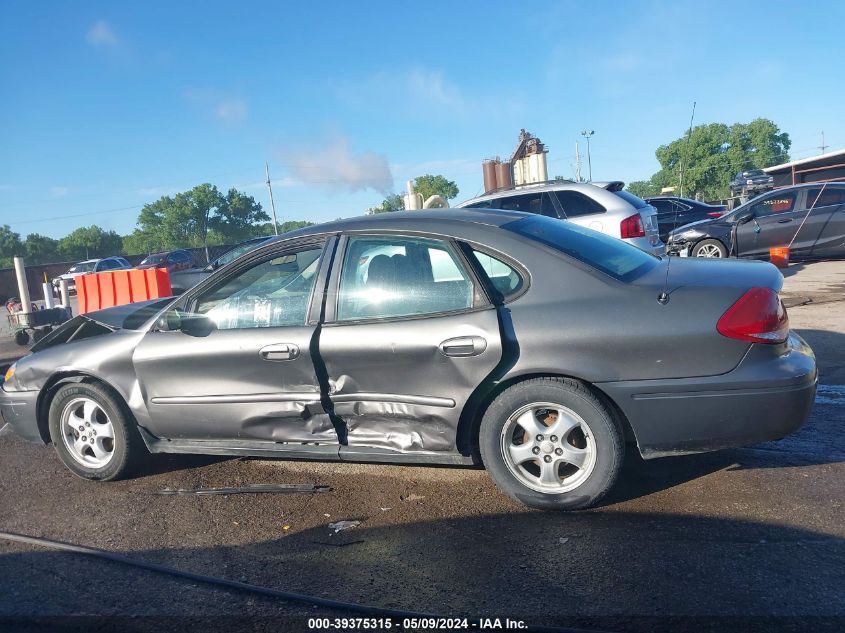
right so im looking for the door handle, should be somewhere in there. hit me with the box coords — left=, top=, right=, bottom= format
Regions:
left=259, top=343, right=300, bottom=361
left=440, top=336, right=487, bottom=357
left=777, top=218, right=793, bottom=223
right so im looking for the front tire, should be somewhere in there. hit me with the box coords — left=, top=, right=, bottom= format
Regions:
left=48, top=382, right=145, bottom=481
left=479, top=377, right=624, bottom=510
left=691, top=239, right=728, bottom=258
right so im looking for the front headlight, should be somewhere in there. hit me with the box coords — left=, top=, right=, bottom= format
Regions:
left=2, top=362, right=18, bottom=391
left=4, top=363, right=15, bottom=383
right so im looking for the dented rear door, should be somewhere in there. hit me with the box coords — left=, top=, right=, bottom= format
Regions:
left=318, top=233, right=502, bottom=460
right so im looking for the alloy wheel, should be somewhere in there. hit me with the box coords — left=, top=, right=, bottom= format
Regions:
left=696, top=243, right=723, bottom=257
left=60, top=397, right=115, bottom=468
left=500, top=402, right=597, bottom=494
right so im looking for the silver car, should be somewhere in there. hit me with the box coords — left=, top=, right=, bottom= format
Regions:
left=457, top=180, right=664, bottom=255
left=1, top=209, right=815, bottom=510
left=52, top=257, right=133, bottom=293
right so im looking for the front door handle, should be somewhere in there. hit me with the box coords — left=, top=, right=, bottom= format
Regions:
left=259, top=343, right=300, bottom=361
left=777, top=218, right=793, bottom=223
left=440, top=336, right=487, bottom=357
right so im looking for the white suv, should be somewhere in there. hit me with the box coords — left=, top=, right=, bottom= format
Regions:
left=456, top=181, right=664, bottom=255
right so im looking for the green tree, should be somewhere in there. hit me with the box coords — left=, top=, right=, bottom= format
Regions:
left=367, top=193, right=405, bottom=214
left=23, top=233, right=60, bottom=264
left=0, top=225, right=23, bottom=268
left=130, top=184, right=267, bottom=254
left=627, top=118, right=791, bottom=201
left=255, top=220, right=316, bottom=235
left=413, top=174, right=459, bottom=202
left=58, top=226, right=123, bottom=260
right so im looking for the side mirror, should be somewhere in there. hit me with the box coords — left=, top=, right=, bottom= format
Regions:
left=735, top=212, right=754, bottom=225
left=180, top=313, right=216, bottom=337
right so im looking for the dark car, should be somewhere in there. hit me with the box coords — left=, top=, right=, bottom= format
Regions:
left=729, top=169, right=774, bottom=198
left=169, top=236, right=276, bottom=294
left=0, top=209, right=816, bottom=510
left=646, top=196, right=727, bottom=242
left=136, top=249, right=195, bottom=273
left=667, top=183, right=845, bottom=259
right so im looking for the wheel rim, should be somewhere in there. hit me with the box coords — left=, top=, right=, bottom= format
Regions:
left=696, top=243, right=723, bottom=258
left=500, top=402, right=597, bottom=494
left=60, top=397, right=115, bottom=468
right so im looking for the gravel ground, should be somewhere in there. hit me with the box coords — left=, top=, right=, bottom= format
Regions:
left=0, top=261, right=843, bottom=632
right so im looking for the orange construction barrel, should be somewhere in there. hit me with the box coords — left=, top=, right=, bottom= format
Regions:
left=769, top=247, right=790, bottom=268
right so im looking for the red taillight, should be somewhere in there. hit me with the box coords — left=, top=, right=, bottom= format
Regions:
left=717, top=287, right=789, bottom=344
left=620, top=213, right=645, bottom=239
left=707, top=211, right=723, bottom=218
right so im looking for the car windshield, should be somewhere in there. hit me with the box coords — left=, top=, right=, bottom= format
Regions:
left=744, top=170, right=765, bottom=177
left=140, top=254, right=166, bottom=266
left=612, top=190, right=649, bottom=209
left=503, top=215, right=659, bottom=281
left=68, top=262, right=96, bottom=273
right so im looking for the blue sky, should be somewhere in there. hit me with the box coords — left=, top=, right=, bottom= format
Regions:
left=1, top=0, right=843, bottom=239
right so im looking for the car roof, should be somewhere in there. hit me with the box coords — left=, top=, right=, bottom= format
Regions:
left=456, top=180, right=618, bottom=206
left=280, top=207, right=528, bottom=240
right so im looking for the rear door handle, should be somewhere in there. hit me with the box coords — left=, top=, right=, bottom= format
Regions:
left=440, top=336, right=487, bottom=357
left=259, top=343, right=300, bottom=361
left=777, top=218, right=793, bottom=223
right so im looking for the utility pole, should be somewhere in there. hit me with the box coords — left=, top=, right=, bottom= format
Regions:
left=580, top=130, right=594, bottom=181
left=574, top=141, right=582, bottom=182
left=265, top=162, right=280, bottom=235
left=819, top=131, right=829, bottom=155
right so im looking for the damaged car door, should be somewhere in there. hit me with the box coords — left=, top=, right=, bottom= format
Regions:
left=317, top=234, right=503, bottom=462
left=132, top=239, right=338, bottom=453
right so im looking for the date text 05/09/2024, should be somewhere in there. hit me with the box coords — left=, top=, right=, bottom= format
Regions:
left=307, top=617, right=528, bottom=630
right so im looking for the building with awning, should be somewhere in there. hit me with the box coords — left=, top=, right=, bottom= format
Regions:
left=764, top=149, right=845, bottom=187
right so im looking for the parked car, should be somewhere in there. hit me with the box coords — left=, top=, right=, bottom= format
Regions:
left=646, top=196, right=727, bottom=242
left=1, top=209, right=815, bottom=510
left=52, top=257, right=132, bottom=293
left=456, top=180, right=664, bottom=255
left=667, top=183, right=845, bottom=259
left=729, top=169, right=774, bottom=199
left=169, top=236, right=276, bottom=294
left=136, top=249, right=195, bottom=273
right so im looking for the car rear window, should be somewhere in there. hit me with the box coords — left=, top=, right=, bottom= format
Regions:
left=503, top=215, right=658, bottom=282
left=612, top=190, right=649, bottom=209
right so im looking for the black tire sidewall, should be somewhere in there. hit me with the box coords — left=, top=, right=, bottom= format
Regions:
left=479, top=379, right=623, bottom=510
left=48, top=383, right=134, bottom=481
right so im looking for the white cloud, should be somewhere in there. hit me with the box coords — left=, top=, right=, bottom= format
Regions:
left=215, top=98, right=248, bottom=123
left=86, top=20, right=120, bottom=49
left=277, top=136, right=394, bottom=195
left=338, top=66, right=522, bottom=121
left=184, top=89, right=248, bottom=124
left=50, top=186, right=69, bottom=198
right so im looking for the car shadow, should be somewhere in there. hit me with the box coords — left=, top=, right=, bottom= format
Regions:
left=0, top=510, right=842, bottom=631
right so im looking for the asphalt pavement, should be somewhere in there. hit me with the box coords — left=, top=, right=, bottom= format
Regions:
left=0, top=261, right=843, bottom=632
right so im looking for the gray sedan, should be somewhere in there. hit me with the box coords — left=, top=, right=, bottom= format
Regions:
left=0, top=209, right=817, bottom=510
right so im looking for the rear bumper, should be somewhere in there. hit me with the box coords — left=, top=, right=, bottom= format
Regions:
left=599, top=332, right=817, bottom=458
left=0, top=386, right=43, bottom=443
left=625, top=237, right=665, bottom=256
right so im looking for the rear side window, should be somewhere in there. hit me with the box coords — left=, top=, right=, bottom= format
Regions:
left=503, top=215, right=658, bottom=282
left=612, top=190, right=649, bottom=209
left=554, top=191, right=606, bottom=217
left=337, top=236, right=474, bottom=321
left=805, top=186, right=845, bottom=208
left=468, top=248, right=524, bottom=299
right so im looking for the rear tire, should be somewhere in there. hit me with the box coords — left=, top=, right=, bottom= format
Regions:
left=48, top=382, right=145, bottom=481
left=692, top=239, right=728, bottom=258
left=479, top=377, right=624, bottom=510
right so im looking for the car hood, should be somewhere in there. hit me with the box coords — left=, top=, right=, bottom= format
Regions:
left=668, top=217, right=732, bottom=238
left=30, top=297, right=174, bottom=353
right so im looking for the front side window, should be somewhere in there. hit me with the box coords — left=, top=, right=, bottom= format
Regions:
left=337, top=236, right=474, bottom=321
left=193, top=246, right=322, bottom=329
left=750, top=192, right=797, bottom=216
